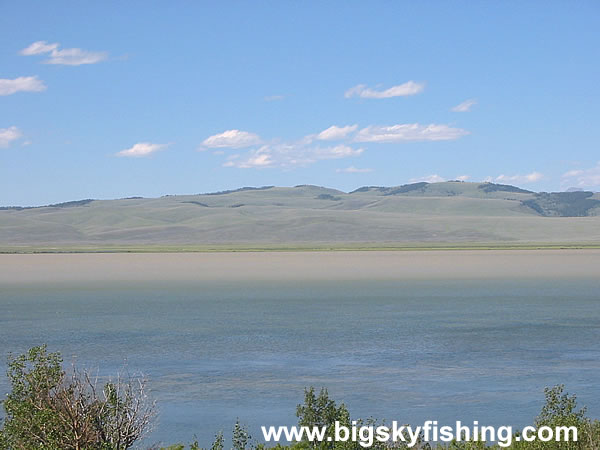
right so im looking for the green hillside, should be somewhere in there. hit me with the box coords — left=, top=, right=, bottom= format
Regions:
left=1, top=182, right=599, bottom=250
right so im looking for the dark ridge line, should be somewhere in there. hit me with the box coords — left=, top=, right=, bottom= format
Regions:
left=182, top=201, right=210, bottom=207
left=478, top=182, right=533, bottom=194
left=0, top=199, right=95, bottom=211
left=203, top=186, right=274, bottom=196
left=521, top=191, right=600, bottom=217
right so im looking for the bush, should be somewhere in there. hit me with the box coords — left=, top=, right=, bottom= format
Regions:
left=0, top=345, right=155, bottom=449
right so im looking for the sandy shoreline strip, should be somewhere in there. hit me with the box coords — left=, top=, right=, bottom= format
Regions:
left=1, top=250, right=599, bottom=284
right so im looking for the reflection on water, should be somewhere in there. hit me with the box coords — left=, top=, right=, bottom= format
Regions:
left=1, top=279, right=599, bottom=445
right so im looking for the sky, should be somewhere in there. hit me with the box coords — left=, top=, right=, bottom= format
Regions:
left=1, top=1, right=599, bottom=206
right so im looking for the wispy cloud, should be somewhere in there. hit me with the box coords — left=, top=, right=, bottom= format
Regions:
left=562, top=162, right=600, bottom=189
left=202, top=130, right=262, bottom=149
left=21, top=40, right=108, bottom=66
left=264, top=95, right=284, bottom=102
left=455, top=175, right=470, bottom=181
left=489, top=172, right=543, bottom=184
left=317, top=125, right=358, bottom=141
left=355, top=123, right=469, bottom=143
left=409, top=174, right=446, bottom=183
left=0, top=76, right=46, bottom=96
left=451, top=99, right=477, bottom=112
left=345, top=81, right=424, bottom=99
left=116, top=142, right=169, bottom=157
left=20, top=41, right=58, bottom=55
left=224, top=143, right=363, bottom=169
left=336, top=166, right=373, bottom=173
left=0, top=126, right=23, bottom=148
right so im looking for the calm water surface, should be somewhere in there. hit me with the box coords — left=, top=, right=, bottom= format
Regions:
left=1, top=279, right=599, bottom=446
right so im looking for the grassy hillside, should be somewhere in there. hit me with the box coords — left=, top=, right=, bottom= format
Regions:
left=1, top=182, right=599, bottom=250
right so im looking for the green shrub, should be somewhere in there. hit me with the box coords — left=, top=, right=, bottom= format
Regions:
left=0, top=345, right=155, bottom=449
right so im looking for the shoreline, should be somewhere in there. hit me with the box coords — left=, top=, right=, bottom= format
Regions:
left=2, top=242, right=600, bottom=254
left=1, top=249, right=599, bottom=283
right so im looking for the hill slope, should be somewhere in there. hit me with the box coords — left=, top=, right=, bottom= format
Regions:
left=1, top=182, right=599, bottom=249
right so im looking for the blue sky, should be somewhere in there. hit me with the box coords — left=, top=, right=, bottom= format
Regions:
left=1, top=1, right=599, bottom=205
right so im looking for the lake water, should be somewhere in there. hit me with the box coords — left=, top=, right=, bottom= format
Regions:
left=1, top=278, right=599, bottom=447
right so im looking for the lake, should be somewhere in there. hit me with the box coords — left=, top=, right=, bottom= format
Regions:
left=1, top=252, right=599, bottom=446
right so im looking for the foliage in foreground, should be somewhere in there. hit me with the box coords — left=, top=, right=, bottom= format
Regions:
left=1, top=347, right=599, bottom=449
left=0, top=345, right=155, bottom=449
left=161, top=387, right=600, bottom=450
left=160, top=386, right=600, bottom=450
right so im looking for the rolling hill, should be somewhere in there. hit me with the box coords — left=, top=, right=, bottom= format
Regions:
left=1, top=181, right=599, bottom=250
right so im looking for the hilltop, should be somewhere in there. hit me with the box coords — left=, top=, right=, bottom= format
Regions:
left=1, top=181, right=599, bottom=250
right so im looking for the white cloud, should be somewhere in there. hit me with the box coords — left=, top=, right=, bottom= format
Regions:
left=224, top=150, right=273, bottom=168
left=336, top=166, right=373, bottom=173
left=20, top=41, right=59, bottom=55
left=0, top=76, right=46, bottom=96
left=317, top=125, right=358, bottom=141
left=224, top=143, right=363, bottom=169
left=345, top=81, right=424, bottom=99
left=355, top=123, right=469, bottom=143
left=46, top=48, right=108, bottom=66
left=211, top=121, right=469, bottom=169
left=409, top=174, right=446, bottom=183
left=451, top=99, right=477, bottom=112
left=0, top=126, right=23, bottom=148
left=20, top=40, right=108, bottom=65
left=561, top=162, right=600, bottom=188
left=202, top=130, right=262, bottom=149
left=492, top=172, right=543, bottom=184
left=456, top=175, right=470, bottom=181
left=116, top=142, right=169, bottom=157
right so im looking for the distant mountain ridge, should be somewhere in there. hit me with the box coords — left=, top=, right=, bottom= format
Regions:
left=1, top=181, right=599, bottom=247
left=4, top=181, right=596, bottom=217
